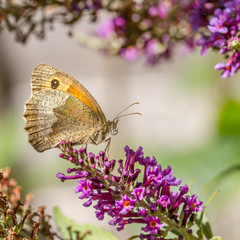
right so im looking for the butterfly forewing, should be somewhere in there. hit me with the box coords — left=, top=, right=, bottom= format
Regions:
left=31, top=64, right=106, bottom=124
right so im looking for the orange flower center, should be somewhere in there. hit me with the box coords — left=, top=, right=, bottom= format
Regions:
left=124, top=200, right=130, bottom=208
left=150, top=221, right=157, bottom=228
left=190, top=203, right=196, bottom=209
left=83, top=185, right=88, bottom=191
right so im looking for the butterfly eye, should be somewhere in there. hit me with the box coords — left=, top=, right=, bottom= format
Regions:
left=51, top=79, right=59, bottom=89
left=112, top=128, right=118, bottom=135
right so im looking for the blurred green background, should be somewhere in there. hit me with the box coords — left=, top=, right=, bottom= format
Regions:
left=0, top=25, right=240, bottom=239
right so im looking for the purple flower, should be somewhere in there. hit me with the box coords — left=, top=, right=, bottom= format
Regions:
left=139, top=208, right=146, bottom=216
left=148, top=2, right=170, bottom=19
left=157, top=195, right=170, bottom=208
left=208, top=9, right=230, bottom=34
left=132, top=186, right=145, bottom=200
left=194, top=0, right=240, bottom=77
left=141, top=216, right=164, bottom=234
left=225, top=0, right=240, bottom=12
left=157, top=2, right=170, bottom=19
left=120, top=47, right=139, bottom=61
left=185, top=195, right=204, bottom=213
left=215, top=57, right=240, bottom=78
left=97, top=19, right=114, bottom=38
left=179, top=184, right=189, bottom=195
left=114, top=17, right=126, bottom=27
left=115, top=194, right=137, bottom=215
left=215, top=62, right=233, bottom=78
left=148, top=6, right=158, bottom=17
left=75, top=179, right=93, bottom=199
left=146, top=39, right=160, bottom=55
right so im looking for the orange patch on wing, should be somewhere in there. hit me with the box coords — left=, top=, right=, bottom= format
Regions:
left=67, top=83, right=95, bottom=112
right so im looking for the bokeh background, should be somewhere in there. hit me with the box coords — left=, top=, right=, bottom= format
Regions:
left=1, top=20, right=240, bottom=239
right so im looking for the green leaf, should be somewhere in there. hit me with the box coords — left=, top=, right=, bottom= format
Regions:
left=202, top=220, right=213, bottom=239
left=210, top=237, right=222, bottom=240
left=53, top=207, right=119, bottom=240
left=194, top=213, right=213, bottom=239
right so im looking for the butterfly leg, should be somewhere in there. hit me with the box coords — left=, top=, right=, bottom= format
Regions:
left=89, top=137, right=97, bottom=145
left=88, top=137, right=111, bottom=158
left=104, top=137, right=111, bottom=158
left=79, top=137, right=90, bottom=152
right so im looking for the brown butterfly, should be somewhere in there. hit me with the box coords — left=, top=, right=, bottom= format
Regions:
left=23, top=64, right=139, bottom=152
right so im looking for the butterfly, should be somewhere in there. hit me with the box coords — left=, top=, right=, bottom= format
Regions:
left=23, top=64, right=139, bottom=152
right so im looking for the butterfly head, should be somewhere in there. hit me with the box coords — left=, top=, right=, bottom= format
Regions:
left=109, top=119, right=119, bottom=136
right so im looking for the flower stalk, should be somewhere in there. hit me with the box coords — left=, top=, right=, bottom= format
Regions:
left=57, top=141, right=205, bottom=240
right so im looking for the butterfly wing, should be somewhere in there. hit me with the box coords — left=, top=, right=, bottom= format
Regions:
left=30, top=64, right=106, bottom=124
left=24, top=89, right=101, bottom=152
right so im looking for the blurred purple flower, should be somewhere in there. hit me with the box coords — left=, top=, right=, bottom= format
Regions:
left=208, top=9, right=230, bottom=34
left=120, top=47, right=139, bottom=61
left=114, top=17, right=126, bottom=27
left=97, top=19, right=114, bottom=38
left=215, top=57, right=240, bottom=78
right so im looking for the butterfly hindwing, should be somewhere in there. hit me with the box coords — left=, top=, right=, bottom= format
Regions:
left=24, top=90, right=100, bottom=152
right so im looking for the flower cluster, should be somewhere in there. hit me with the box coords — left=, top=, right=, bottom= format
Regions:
left=2, top=0, right=240, bottom=78
left=1, top=0, right=196, bottom=62
left=57, top=141, right=204, bottom=240
left=194, top=0, right=240, bottom=77
left=0, top=168, right=60, bottom=239
left=0, top=0, right=103, bottom=43
left=91, top=0, right=196, bottom=65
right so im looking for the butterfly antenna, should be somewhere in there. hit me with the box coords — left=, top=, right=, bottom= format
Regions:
left=114, top=102, right=141, bottom=121
left=115, top=112, right=142, bottom=119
